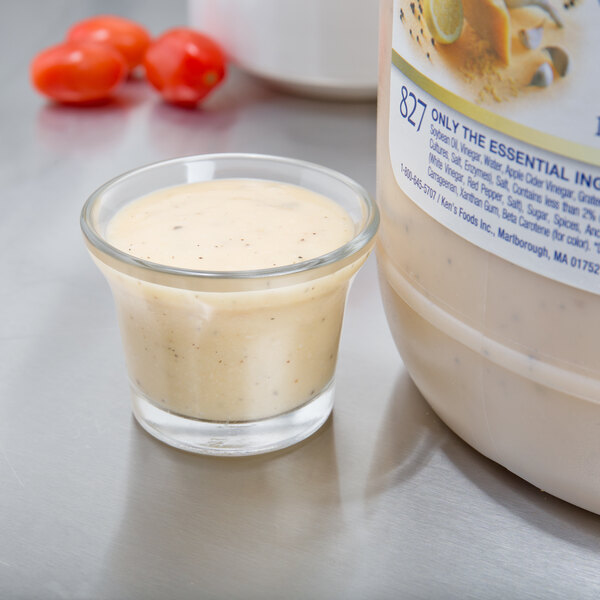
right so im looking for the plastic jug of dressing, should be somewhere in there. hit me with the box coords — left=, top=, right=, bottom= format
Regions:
left=377, top=0, right=600, bottom=512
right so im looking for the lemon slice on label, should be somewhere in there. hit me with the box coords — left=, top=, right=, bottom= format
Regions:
left=423, top=0, right=464, bottom=44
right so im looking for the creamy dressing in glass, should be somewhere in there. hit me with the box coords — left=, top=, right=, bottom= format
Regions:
left=100, top=178, right=359, bottom=421
left=106, top=179, right=354, bottom=270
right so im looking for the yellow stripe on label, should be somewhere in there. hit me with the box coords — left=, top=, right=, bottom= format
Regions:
left=392, top=50, right=600, bottom=167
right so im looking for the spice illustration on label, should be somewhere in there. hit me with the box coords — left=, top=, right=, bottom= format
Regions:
left=399, top=0, right=580, bottom=104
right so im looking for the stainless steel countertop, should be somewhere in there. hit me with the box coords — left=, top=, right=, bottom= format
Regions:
left=3, top=2, right=600, bottom=598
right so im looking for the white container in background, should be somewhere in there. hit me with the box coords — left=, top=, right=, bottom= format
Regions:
left=188, top=0, right=379, bottom=100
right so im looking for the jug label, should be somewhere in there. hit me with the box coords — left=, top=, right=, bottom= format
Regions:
left=389, top=0, right=600, bottom=294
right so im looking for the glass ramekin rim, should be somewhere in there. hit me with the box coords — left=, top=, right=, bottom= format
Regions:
left=80, top=152, right=380, bottom=280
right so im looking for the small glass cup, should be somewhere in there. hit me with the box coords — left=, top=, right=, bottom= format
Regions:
left=81, top=153, right=379, bottom=455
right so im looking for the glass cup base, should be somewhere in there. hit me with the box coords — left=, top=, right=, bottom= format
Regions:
left=131, top=381, right=335, bottom=456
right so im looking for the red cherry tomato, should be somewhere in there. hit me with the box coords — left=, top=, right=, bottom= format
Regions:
left=66, top=15, right=151, bottom=73
left=31, top=41, right=127, bottom=104
left=144, top=28, right=226, bottom=107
